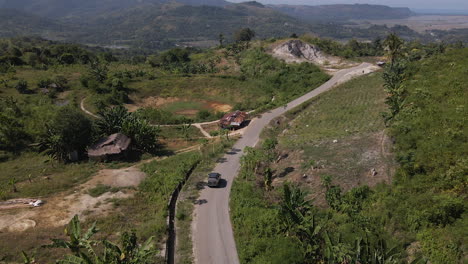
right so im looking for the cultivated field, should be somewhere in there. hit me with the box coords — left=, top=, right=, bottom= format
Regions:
left=263, top=72, right=395, bottom=206
left=349, top=15, right=468, bottom=33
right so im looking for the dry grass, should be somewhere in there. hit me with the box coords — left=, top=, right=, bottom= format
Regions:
left=264, top=72, right=396, bottom=205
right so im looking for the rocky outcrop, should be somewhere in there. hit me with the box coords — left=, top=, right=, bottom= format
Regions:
left=272, top=39, right=340, bottom=66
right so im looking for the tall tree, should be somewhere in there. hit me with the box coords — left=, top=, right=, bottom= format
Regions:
left=218, top=33, right=225, bottom=47
left=384, top=33, right=403, bottom=65
left=234, top=28, right=255, bottom=43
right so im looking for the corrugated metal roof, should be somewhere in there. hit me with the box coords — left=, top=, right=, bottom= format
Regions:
left=220, top=111, right=248, bottom=127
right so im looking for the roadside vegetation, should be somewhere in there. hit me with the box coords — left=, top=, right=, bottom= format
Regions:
left=231, top=35, right=467, bottom=263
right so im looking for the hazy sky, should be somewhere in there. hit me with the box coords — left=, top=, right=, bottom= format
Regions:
left=227, top=0, right=468, bottom=10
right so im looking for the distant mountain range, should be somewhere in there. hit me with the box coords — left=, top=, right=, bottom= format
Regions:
left=271, top=4, right=413, bottom=22
left=0, top=0, right=427, bottom=50
left=0, top=8, right=73, bottom=39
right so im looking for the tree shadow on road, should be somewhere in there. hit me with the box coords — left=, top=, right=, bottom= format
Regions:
left=217, top=157, right=228, bottom=163
left=226, top=148, right=241, bottom=155
left=194, top=199, right=207, bottom=205
left=196, top=181, right=207, bottom=190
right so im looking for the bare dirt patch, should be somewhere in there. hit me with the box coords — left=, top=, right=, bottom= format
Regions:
left=206, top=101, right=232, bottom=113
left=141, top=96, right=181, bottom=108
left=175, top=109, right=199, bottom=116
left=125, top=96, right=232, bottom=115
left=125, top=96, right=181, bottom=112
left=0, top=165, right=147, bottom=232
left=272, top=131, right=394, bottom=207
left=201, top=122, right=221, bottom=134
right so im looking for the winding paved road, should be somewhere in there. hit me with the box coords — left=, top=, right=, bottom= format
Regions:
left=192, top=63, right=378, bottom=264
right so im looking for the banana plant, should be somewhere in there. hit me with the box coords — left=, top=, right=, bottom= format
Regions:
left=42, top=215, right=156, bottom=264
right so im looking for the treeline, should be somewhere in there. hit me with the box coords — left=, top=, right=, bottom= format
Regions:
left=0, top=37, right=116, bottom=71
left=301, top=34, right=464, bottom=59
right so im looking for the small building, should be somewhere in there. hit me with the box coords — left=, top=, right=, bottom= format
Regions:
left=219, top=110, right=249, bottom=129
left=88, top=133, right=131, bottom=161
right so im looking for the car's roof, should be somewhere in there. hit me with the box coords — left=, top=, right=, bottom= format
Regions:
left=208, top=172, right=220, bottom=178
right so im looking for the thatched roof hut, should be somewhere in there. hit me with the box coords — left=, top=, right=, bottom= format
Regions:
left=88, top=133, right=131, bottom=161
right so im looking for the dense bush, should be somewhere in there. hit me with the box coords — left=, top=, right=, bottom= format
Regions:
left=97, top=106, right=159, bottom=153
left=0, top=97, right=30, bottom=152
left=239, top=48, right=330, bottom=109
left=39, top=107, right=93, bottom=162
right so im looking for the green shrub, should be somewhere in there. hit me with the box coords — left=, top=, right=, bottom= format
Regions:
left=15, top=79, right=29, bottom=94
left=88, top=184, right=112, bottom=197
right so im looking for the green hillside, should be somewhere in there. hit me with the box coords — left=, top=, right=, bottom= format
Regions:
left=0, top=1, right=427, bottom=50
left=231, top=46, right=467, bottom=263
left=71, top=3, right=312, bottom=47
left=0, top=8, right=73, bottom=40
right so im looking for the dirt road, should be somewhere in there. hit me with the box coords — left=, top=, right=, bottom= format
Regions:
left=192, top=63, right=378, bottom=264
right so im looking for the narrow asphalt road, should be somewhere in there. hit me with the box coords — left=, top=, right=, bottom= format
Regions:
left=192, top=63, right=377, bottom=264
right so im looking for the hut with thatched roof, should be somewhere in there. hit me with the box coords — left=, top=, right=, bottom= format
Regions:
left=88, top=133, right=131, bottom=161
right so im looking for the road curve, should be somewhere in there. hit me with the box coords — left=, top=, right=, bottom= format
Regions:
left=192, top=63, right=378, bottom=264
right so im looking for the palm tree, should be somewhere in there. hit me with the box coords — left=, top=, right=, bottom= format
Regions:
left=179, top=123, right=192, bottom=141
left=384, top=33, right=403, bottom=65
left=382, top=60, right=407, bottom=123
left=280, top=183, right=311, bottom=229
left=97, top=106, right=130, bottom=135
left=39, top=125, right=69, bottom=162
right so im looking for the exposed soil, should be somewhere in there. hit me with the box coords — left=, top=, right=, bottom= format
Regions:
left=269, top=40, right=359, bottom=72
left=201, top=122, right=221, bottom=134
left=125, top=96, right=232, bottom=116
left=272, top=130, right=394, bottom=207
left=175, top=109, right=199, bottom=116
left=0, top=165, right=147, bottom=232
left=206, top=101, right=232, bottom=113
left=125, top=96, right=181, bottom=112
left=141, top=96, right=181, bottom=108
